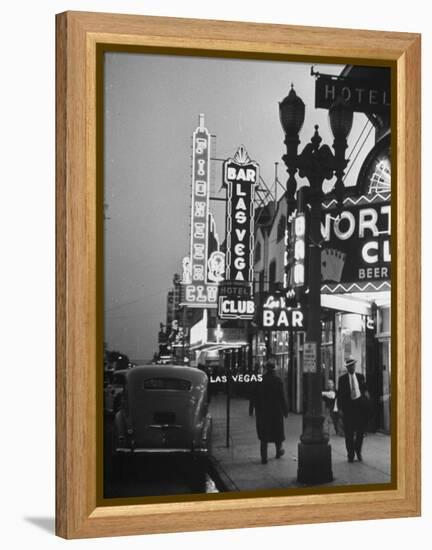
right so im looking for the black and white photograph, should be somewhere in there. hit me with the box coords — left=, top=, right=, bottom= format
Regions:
left=102, top=51, right=392, bottom=499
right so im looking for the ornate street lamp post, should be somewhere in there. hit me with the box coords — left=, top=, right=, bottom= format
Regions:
left=279, top=85, right=353, bottom=483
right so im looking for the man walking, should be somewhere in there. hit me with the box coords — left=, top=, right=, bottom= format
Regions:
left=251, top=360, right=288, bottom=464
left=337, top=356, right=369, bottom=462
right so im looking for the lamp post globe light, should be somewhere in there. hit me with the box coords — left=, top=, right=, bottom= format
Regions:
left=279, top=85, right=353, bottom=484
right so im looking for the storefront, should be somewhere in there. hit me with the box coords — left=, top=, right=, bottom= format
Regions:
left=319, top=294, right=390, bottom=432
left=251, top=183, right=392, bottom=429
left=320, top=181, right=392, bottom=432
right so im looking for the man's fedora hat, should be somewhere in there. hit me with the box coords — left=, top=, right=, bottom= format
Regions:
left=344, top=356, right=357, bottom=368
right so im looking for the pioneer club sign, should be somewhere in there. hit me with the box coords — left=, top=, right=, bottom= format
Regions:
left=181, top=115, right=218, bottom=307
left=219, top=145, right=258, bottom=320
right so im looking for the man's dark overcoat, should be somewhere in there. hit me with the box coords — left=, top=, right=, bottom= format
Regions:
left=252, top=371, right=288, bottom=443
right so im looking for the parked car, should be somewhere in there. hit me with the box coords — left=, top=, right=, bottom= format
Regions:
left=112, top=365, right=212, bottom=457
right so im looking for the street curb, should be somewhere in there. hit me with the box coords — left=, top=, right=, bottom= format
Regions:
left=208, top=456, right=239, bottom=492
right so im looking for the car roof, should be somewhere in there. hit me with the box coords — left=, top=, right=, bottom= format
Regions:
left=125, top=364, right=207, bottom=386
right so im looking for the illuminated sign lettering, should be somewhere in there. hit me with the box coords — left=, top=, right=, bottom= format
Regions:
left=218, top=145, right=258, bottom=320
left=315, top=75, right=390, bottom=115
left=218, top=297, right=255, bottom=320
left=293, top=213, right=306, bottom=287
left=258, top=293, right=306, bottom=331
left=218, top=281, right=251, bottom=298
left=181, top=114, right=218, bottom=308
left=321, top=197, right=391, bottom=287
left=284, top=211, right=306, bottom=294
left=223, top=145, right=258, bottom=287
left=185, top=283, right=218, bottom=304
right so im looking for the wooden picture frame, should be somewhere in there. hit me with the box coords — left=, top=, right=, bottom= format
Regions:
left=56, top=11, right=421, bottom=539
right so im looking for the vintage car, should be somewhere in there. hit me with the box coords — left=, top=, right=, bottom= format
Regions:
left=112, top=365, right=212, bottom=456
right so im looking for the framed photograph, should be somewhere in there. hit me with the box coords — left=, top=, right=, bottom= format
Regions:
left=56, top=11, right=421, bottom=539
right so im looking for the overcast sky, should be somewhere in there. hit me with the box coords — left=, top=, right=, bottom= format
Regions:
left=104, top=53, right=375, bottom=362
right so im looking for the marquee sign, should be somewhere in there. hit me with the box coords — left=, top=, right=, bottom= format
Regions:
left=181, top=114, right=218, bottom=308
left=218, top=145, right=258, bottom=319
left=320, top=195, right=391, bottom=293
left=258, top=293, right=306, bottom=331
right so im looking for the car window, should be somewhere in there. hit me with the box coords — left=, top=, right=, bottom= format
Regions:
left=142, top=378, right=191, bottom=391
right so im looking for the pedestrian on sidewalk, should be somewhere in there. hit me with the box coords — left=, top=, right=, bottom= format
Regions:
left=337, top=356, right=370, bottom=463
left=251, top=360, right=288, bottom=464
left=322, top=379, right=342, bottom=436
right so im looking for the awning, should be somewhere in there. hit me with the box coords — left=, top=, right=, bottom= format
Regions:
left=321, top=290, right=390, bottom=315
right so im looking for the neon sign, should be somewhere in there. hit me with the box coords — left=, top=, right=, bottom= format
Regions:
left=293, top=213, right=306, bottom=287
left=283, top=211, right=306, bottom=297
left=224, top=145, right=258, bottom=286
left=321, top=197, right=391, bottom=285
left=181, top=114, right=218, bottom=307
left=218, top=297, right=255, bottom=319
left=258, top=293, right=306, bottom=331
left=218, top=146, right=258, bottom=320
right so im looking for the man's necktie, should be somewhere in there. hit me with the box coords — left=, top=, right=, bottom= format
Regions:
left=350, top=374, right=359, bottom=400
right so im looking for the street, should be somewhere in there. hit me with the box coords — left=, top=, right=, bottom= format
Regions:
left=103, top=390, right=391, bottom=498
left=103, top=415, right=222, bottom=498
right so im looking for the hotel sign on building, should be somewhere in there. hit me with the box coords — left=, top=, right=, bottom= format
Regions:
left=315, top=74, right=390, bottom=115
left=181, top=115, right=218, bottom=308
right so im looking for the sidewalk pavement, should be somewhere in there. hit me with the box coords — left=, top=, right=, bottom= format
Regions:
left=209, top=393, right=391, bottom=492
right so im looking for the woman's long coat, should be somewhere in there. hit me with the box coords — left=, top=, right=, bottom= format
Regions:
left=252, top=372, right=288, bottom=442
